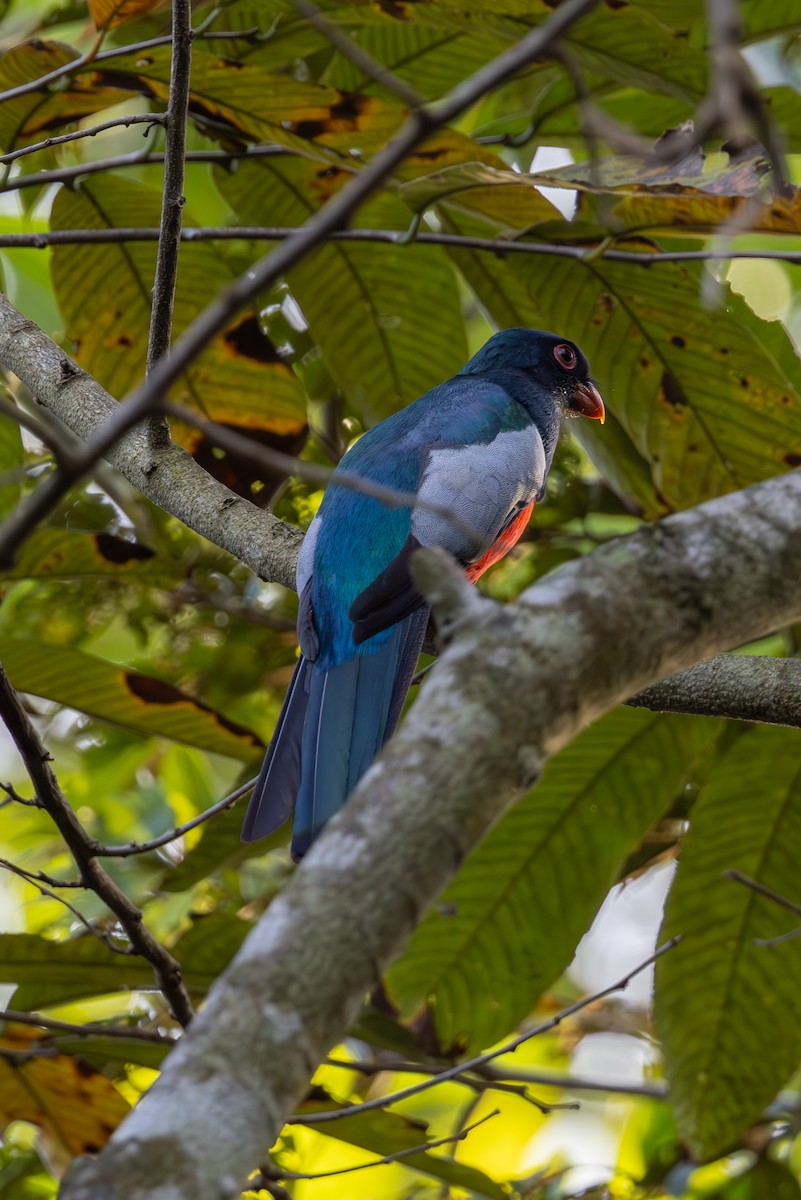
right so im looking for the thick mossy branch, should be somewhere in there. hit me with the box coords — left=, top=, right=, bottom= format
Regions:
left=62, top=468, right=801, bottom=1200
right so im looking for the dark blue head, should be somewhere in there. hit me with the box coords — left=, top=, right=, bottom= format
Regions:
left=461, top=328, right=605, bottom=423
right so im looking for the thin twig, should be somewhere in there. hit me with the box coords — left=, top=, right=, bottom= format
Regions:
left=146, top=0, right=192, bottom=382
left=0, top=29, right=264, bottom=107
left=165, top=402, right=486, bottom=547
left=0, top=1008, right=175, bottom=1044
left=292, top=938, right=679, bottom=1125
left=92, top=777, right=256, bottom=857
left=1, top=146, right=294, bottom=195
left=0, top=856, right=82, bottom=889
left=264, top=1109, right=499, bottom=1183
left=0, top=114, right=167, bottom=168
left=324, top=1055, right=667, bottom=1099
left=292, top=0, right=422, bottom=108
left=4, top=225, right=801, bottom=267
left=0, top=855, right=129, bottom=951
left=0, top=665, right=195, bottom=1026
left=725, top=868, right=801, bottom=947
left=0, top=0, right=599, bottom=562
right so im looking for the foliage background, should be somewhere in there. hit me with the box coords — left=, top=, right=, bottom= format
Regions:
left=2, top=0, right=801, bottom=1197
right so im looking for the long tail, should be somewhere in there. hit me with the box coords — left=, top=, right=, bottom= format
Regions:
left=241, top=656, right=310, bottom=843
left=243, top=609, right=428, bottom=858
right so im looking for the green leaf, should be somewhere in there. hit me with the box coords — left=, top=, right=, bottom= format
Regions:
left=0, top=636, right=263, bottom=762
left=90, top=44, right=404, bottom=156
left=0, top=40, right=137, bottom=154
left=216, top=156, right=467, bottom=424
left=0, top=410, right=23, bottom=522
left=430, top=196, right=801, bottom=509
left=50, top=174, right=307, bottom=497
left=388, top=709, right=719, bottom=1053
left=295, top=1106, right=507, bottom=1199
left=656, top=726, right=801, bottom=1160
left=2, top=915, right=250, bottom=1009
left=0, top=528, right=180, bottom=583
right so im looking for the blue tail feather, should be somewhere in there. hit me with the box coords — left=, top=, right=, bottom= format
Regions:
left=245, top=615, right=425, bottom=859
left=241, top=657, right=310, bottom=843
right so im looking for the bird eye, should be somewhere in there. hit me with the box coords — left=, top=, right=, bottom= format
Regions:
left=554, top=343, right=577, bottom=370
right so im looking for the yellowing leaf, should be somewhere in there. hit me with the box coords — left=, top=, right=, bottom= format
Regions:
left=89, top=0, right=166, bottom=30
left=50, top=175, right=308, bottom=499
left=2, top=637, right=263, bottom=761
left=89, top=45, right=403, bottom=156
left=0, top=41, right=137, bottom=154
left=0, top=1022, right=129, bottom=1160
left=536, top=144, right=801, bottom=237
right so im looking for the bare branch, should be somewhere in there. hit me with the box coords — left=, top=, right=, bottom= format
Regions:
left=627, top=655, right=801, bottom=727
left=1, top=146, right=295, bottom=196
left=726, top=869, right=801, bottom=947
left=0, top=855, right=131, bottom=953
left=0, top=1008, right=175, bottom=1044
left=293, top=940, right=675, bottom=1126
left=92, top=776, right=256, bottom=858
left=262, top=1109, right=499, bottom=1183
left=0, top=0, right=598, bottom=566
left=3, top=225, right=801, bottom=269
left=0, top=292, right=303, bottom=587
left=146, top=0, right=192, bottom=381
left=292, top=0, right=422, bottom=108
left=0, top=114, right=167, bottom=167
left=0, top=664, right=194, bottom=1027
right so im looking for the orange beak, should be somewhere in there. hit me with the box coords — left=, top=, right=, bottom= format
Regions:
left=573, top=381, right=605, bottom=423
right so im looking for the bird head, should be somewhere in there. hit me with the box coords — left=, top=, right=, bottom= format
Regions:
left=461, top=328, right=605, bottom=423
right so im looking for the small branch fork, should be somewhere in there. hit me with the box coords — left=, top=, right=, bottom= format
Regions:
left=292, top=939, right=678, bottom=1127
left=0, top=0, right=600, bottom=576
left=260, top=1108, right=499, bottom=1185
left=0, top=664, right=194, bottom=1027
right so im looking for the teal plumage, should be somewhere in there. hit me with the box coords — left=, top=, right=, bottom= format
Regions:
left=242, top=328, right=604, bottom=858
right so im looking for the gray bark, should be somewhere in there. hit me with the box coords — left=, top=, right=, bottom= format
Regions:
left=0, top=294, right=301, bottom=589
left=61, top=467, right=801, bottom=1199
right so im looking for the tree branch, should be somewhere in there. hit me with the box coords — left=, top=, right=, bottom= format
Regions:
left=0, top=665, right=194, bottom=1027
left=3, top=225, right=801, bottom=267
left=0, top=292, right=302, bottom=586
left=626, top=654, right=801, bottom=726
left=146, top=0, right=192, bottom=380
left=61, top=460, right=801, bottom=1198
left=0, top=113, right=167, bottom=167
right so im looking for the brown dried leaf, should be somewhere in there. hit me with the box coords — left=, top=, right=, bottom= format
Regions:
left=89, top=0, right=166, bottom=31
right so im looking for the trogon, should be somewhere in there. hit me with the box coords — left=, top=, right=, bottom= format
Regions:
left=242, top=328, right=605, bottom=859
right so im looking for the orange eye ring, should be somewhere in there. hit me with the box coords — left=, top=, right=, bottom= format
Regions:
left=554, top=343, right=577, bottom=369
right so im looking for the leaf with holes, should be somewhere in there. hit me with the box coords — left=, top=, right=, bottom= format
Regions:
left=216, top=155, right=466, bottom=424
left=1, top=637, right=262, bottom=762
left=656, top=726, right=801, bottom=1160
left=387, top=709, right=719, bottom=1053
left=0, top=40, right=138, bottom=154
left=50, top=175, right=307, bottom=501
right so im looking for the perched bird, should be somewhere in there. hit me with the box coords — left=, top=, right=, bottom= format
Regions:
left=242, top=328, right=604, bottom=858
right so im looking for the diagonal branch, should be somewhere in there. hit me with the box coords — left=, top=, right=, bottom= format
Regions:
left=61, top=464, right=801, bottom=1199
left=0, top=0, right=598, bottom=561
left=0, top=665, right=194, bottom=1027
